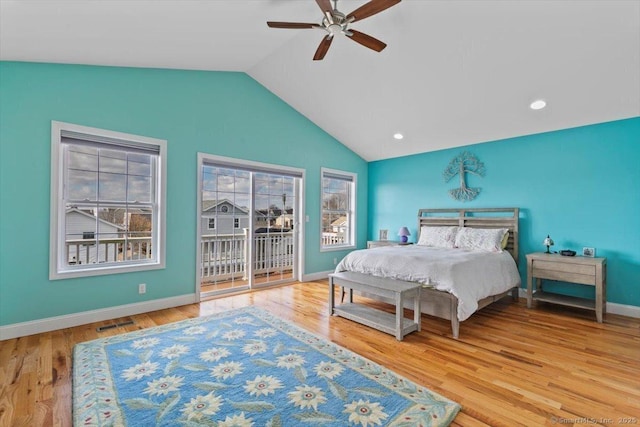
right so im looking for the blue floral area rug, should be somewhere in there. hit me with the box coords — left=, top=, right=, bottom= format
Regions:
left=73, top=306, right=460, bottom=426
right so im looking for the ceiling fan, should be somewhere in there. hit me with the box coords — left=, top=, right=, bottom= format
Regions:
left=267, top=0, right=401, bottom=60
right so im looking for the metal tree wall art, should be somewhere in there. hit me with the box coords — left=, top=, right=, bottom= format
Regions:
left=443, top=151, right=485, bottom=202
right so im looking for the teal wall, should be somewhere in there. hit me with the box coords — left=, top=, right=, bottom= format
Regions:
left=0, top=62, right=367, bottom=326
left=368, top=118, right=640, bottom=306
left=1, top=60, right=637, bottom=328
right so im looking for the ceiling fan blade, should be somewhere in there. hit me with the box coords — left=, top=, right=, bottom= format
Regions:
left=346, top=29, right=387, bottom=52
left=267, top=21, right=319, bottom=29
left=346, top=0, right=401, bottom=23
left=313, top=35, right=334, bottom=61
left=315, top=0, right=333, bottom=15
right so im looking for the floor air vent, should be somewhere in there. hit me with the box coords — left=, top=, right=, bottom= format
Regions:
left=96, top=320, right=135, bottom=332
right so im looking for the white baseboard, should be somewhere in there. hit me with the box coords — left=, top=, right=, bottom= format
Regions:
left=606, top=302, right=640, bottom=318
left=302, top=270, right=332, bottom=282
left=517, top=288, right=639, bottom=318
left=0, top=294, right=197, bottom=341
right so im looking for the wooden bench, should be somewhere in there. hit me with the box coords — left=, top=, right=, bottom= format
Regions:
left=329, top=271, right=421, bottom=340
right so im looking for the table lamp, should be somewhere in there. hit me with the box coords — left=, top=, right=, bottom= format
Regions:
left=543, top=234, right=554, bottom=253
left=398, top=227, right=411, bottom=243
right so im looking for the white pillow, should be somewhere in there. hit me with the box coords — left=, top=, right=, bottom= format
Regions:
left=454, top=227, right=509, bottom=252
left=417, top=226, right=459, bottom=248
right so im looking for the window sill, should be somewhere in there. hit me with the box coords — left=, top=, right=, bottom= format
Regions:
left=50, top=261, right=164, bottom=280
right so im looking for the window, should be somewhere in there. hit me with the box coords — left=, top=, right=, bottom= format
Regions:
left=208, top=218, right=216, bottom=229
left=198, top=153, right=304, bottom=294
left=50, top=121, right=166, bottom=279
left=321, top=168, right=356, bottom=251
left=221, top=205, right=229, bottom=213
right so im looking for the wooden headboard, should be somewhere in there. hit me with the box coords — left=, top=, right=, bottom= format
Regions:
left=417, top=208, right=520, bottom=264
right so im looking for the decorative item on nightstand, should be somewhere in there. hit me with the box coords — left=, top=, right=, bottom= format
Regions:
left=398, top=226, right=411, bottom=243
left=543, top=234, right=554, bottom=253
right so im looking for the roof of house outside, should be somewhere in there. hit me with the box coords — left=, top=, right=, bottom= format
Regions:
left=256, top=207, right=293, bottom=217
left=65, top=208, right=126, bottom=230
left=331, top=216, right=347, bottom=227
left=202, top=199, right=249, bottom=214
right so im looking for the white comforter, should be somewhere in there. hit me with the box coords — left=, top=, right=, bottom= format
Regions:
left=335, top=245, right=521, bottom=321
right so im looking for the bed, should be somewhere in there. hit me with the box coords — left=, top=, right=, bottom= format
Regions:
left=331, top=207, right=521, bottom=339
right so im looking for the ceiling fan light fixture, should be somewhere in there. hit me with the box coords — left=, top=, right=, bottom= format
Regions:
left=267, top=0, right=401, bottom=60
left=393, top=133, right=404, bottom=140
left=530, top=99, right=547, bottom=110
left=328, top=24, right=343, bottom=35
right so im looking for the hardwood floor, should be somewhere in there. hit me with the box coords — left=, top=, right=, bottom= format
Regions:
left=1, top=280, right=639, bottom=426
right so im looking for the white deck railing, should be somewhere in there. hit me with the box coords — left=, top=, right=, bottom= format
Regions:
left=321, top=233, right=345, bottom=245
left=66, top=237, right=152, bottom=265
left=201, top=233, right=247, bottom=281
left=65, top=232, right=295, bottom=282
left=200, top=231, right=294, bottom=283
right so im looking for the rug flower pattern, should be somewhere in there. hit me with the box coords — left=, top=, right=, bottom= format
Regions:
left=74, top=306, right=460, bottom=426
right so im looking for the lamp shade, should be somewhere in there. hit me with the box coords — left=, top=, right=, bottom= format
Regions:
left=398, top=226, right=411, bottom=243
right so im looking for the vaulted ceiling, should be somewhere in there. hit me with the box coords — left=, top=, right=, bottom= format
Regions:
left=1, top=0, right=638, bottom=161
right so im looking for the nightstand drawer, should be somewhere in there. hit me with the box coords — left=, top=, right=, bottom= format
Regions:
left=532, top=260, right=595, bottom=276
left=531, top=267, right=595, bottom=285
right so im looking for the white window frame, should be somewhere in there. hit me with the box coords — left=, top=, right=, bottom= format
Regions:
left=208, top=218, right=216, bottom=230
left=320, top=167, right=356, bottom=252
left=49, top=121, right=167, bottom=280
left=234, top=218, right=240, bottom=229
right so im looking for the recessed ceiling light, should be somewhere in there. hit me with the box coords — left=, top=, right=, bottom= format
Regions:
left=530, top=99, right=546, bottom=110
left=393, top=133, right=404, bottom=140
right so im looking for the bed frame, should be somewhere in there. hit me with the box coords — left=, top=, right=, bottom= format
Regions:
left=335, top=207, right=520, bottom=339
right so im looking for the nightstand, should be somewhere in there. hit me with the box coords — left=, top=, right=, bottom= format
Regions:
left=526, top=252, right=607, bottom=322
left=367, top=241, right=413, bottom=249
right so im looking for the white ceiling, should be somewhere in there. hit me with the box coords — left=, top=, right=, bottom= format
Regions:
left=1, top=0, right=639, bottom=161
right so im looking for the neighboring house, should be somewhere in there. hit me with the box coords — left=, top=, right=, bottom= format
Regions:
left=256, top=207, right=294, bottom=230
left=331, top=216, right=347, bottom=234
left=201, top=199, right=268, bottom=235
left=65, top=208, right=125, bottom=264
left=65, top=208, right=124, bottom=239
left=274, top=208, right=294, bottom=229
left=321, top=215, right=347, bottom=245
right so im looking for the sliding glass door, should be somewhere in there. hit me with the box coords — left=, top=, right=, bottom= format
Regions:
left=253, top=172, right=297, bottom=287
left=200, top=165, right=251, bottom=294
left=198, top=155, right=302, bottom=298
